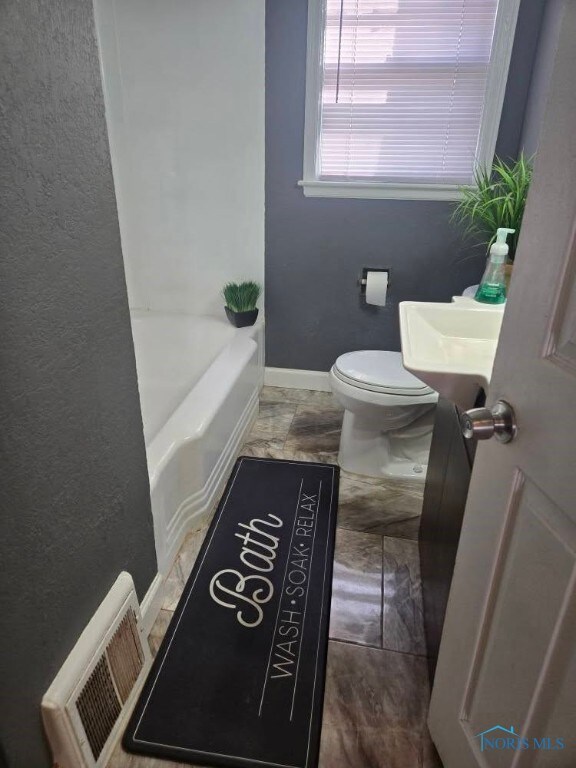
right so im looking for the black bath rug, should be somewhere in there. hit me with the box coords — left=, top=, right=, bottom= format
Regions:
left=124, top=456, right=340, bottom=768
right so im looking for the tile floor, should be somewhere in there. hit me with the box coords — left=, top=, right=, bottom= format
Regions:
left=108, top=387, right=442, bottom=768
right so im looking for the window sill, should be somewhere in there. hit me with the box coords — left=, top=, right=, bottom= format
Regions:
left=298, top=179, right=465, bottom=201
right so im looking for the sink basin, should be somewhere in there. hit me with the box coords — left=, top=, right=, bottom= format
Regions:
left=399, top=301, right=504, bottom=409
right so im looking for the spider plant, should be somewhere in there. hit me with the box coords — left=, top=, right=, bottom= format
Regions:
left=451, top=154, right=533, bottom=261
left=222, top=281, right=261, bottom=312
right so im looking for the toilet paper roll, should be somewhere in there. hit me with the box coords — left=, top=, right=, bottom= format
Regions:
left=365, top=270, right=388, bottom=306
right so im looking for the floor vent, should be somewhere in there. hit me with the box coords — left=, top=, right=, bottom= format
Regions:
left=42, top=572, right=152, bottom=768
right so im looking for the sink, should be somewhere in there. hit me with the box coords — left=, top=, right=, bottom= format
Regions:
left=399, top=301, right=504, bottom=409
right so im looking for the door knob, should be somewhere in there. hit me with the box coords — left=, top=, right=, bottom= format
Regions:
left=461, top=400, right=517, bottom=443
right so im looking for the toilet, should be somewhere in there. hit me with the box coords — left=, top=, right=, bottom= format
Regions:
left=330, top=350, right=438, bottom=481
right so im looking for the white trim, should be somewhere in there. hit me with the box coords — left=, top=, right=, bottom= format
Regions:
left=264, top=367, right=331, bottom=392
left=475, top=0, right=522, bottom=172
left=302, top=0, right=326, bottom=185
left=301, top=0, right=521, bottom=201
left=298, top=180, right=465, bottom=201
left=140, top=573, right=165, bottom=636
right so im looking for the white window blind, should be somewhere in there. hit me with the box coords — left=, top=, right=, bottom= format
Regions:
left=302, top=0, right=516, bottom=197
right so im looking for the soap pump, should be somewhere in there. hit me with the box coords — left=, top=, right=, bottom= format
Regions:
left=475, top=227, right=515, bottom=304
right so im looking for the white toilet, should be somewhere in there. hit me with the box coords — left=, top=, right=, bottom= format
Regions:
left=330, top=350, right=438, bottom=481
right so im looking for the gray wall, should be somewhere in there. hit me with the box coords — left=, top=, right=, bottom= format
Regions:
left=521, top=0, right=567, bottom=156
left=0, top=2, right=157, bottom=766
left=265, top=0, right=546, bottom=371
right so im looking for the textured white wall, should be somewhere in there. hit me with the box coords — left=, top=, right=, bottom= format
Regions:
left=94, top=0, right=265, bottom=315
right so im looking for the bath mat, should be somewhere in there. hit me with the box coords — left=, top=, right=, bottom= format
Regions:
left=124, top=456, right=339, bottom=768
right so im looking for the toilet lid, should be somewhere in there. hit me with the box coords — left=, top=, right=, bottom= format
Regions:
left=334, top=350, right=433, bottom=395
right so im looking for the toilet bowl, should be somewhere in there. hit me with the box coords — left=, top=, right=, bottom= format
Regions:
left=330, top=350, right=438, bottom=480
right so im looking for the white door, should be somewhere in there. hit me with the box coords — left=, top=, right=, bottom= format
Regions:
left=428, top=4, right=576, bottom=767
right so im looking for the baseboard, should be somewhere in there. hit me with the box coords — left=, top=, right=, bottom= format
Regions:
left=264, top=367, right=331, bottom=391
left=140, top=572, right=165, bottom=636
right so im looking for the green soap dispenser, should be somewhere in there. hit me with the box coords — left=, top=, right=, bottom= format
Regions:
left=475, top=227, right=515, bottom=304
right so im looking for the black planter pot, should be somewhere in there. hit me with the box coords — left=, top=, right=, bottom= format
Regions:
left=225, top=307, right=259, bottom=328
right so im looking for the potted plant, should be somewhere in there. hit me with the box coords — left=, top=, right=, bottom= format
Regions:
left=222, top=281, right=261, bottom=327
left=452, top=154, right=533, bottom=284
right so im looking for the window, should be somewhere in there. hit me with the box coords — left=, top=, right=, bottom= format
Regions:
left=300, top=0, right=520, bottom=199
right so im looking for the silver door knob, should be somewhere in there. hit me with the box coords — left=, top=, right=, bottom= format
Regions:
left=461, top=400, right=517, bottom=443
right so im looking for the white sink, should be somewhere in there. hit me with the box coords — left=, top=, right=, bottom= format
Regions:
left=399, top=301, right=504, bottom=409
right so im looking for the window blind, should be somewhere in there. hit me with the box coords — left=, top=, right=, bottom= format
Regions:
left=318, top=0, right=500, bottom=185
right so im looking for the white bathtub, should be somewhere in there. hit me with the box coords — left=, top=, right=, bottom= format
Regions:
left=130, top=312, right=264, bottom=573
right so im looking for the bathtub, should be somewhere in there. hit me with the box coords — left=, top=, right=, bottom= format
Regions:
left=130, top=312, right=264, bottom=573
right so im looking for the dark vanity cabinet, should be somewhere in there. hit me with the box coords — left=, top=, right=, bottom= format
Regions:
left=419, top=396, right=480, bottom=684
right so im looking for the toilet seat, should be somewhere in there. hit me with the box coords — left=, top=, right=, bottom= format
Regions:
left=333, top=351, right=433, bottom=396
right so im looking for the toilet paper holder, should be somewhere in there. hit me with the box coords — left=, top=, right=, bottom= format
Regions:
left=358, top=267, right=390, bottom=296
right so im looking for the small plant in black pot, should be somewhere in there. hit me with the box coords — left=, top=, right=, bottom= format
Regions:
left=222, top=281, right=261, bottom=327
